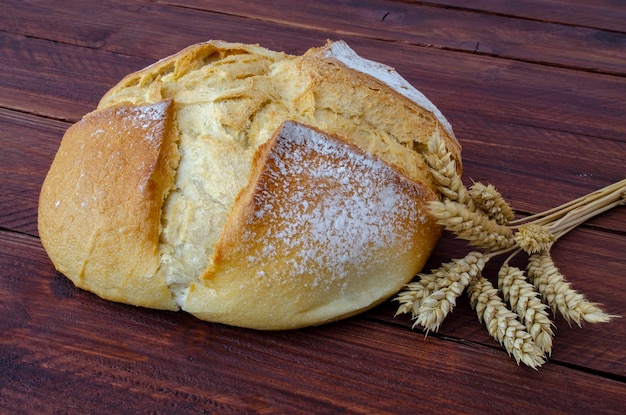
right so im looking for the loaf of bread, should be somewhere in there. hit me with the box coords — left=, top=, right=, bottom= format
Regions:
left=38, top=40, right=461, bottom=329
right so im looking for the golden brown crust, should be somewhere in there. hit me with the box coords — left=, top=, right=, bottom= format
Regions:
left=97, top=41, right=290, bottom=109
left=38, top=100, right=179, bottom=310
left=183, top=121, right=440, bottom=329
left=301, top=43, right=462, bottom=182
left=97, top=40, right=461, bottom=190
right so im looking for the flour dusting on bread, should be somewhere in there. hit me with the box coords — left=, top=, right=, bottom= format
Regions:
left=231, top=121, right=431, bottom=289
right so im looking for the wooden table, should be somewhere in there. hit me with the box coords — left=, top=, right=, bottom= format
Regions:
left=2, top=1, right=625, bottom=413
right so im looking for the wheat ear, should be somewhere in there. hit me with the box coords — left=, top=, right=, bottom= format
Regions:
left=428, top=199, right=515, bottom=251
left=424, top=133, right=474, bottom=208
left=468, top=275, right=545, bottom=369
left=527, top=251, right=615, bottom=326
left=469, top=181, right=515, bottom=225
left=498, top=263, right=554, bottom=355
left=413, top=252, right=486, bottom=332
left=394, top=259, right=459, bottom=316
left=399, top=134, right=623, bottom=368
left=395, top=280, right=433, bottom=316
left=514, top=223, right=556, bottom=254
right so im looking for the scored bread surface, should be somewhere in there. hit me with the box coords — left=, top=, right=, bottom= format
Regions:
left=38, top=100, right=180, bottom=309
left=184, top=121, right=440, bottom=329
left=39, top=40, right=461, bottom=329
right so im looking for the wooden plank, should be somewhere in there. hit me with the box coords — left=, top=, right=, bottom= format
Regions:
left=2, top=0, right=624, bottom=412
left=1, top=230, right=624, bottom=413
left=4, top=6, right=626, bottom=142
left=0, top=109, right=69, bottom=236
left=4, top=0, right=625, bottom=75
left=0, top=32, right=152, bottom=121
left=3, top=26, right=626, bottom=145
left=156, top=0, right=626, bottom=75
left=425, top=0, right=626, bottom=32
left=2, top=101, right=624, bottom=374
left=0, top=0, right=325, bottom=60
left=2, top=39, right=623, bottom=237
left=2, top=101, right=623, bottom=240
left=446, top=111, right=626, bottom=232
left=343, top=37, right=626, bottom=144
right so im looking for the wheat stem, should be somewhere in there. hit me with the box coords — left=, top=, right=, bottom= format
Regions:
left=509, top=178, right=626, bottom=228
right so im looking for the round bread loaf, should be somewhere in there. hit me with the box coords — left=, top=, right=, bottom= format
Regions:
left=38, top=40, right=461, bottom=329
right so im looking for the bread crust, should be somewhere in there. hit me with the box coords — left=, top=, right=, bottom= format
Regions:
left=39, top=100, right=179, bottom=310
left=184, top=121, right=440, bottom=329
left=97, top=40, right=461, bottom=187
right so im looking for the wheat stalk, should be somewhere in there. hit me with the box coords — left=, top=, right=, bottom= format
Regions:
left=428, top=199, right=515, bottom=251
left=425, top=131, right=474, bottom=208
left=395, top=260, right=459, bottom=316
left=395, top=279, right=434, bottom=317
left=513, top=223, right=555, bottom=254
left=395, top=253, right=483, bottom=324
left=413, top=252, right=485, bottom=332
left=395, top=132, right=623, bottom=368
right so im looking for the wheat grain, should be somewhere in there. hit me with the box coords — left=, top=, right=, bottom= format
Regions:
left=414, top=252, right=486, bottom=332
left=394, top=263, right=452, bottom=316
left=498, top=264, right=554, bottom=355
left=469, top=182, right=515, bottom=225
left=527, top=251, right=613, bottom=326
left=514, top=223, right=555, bottom=254
left=468, top=275, right=545, bottom=369
left=424, top=133, right=474, bottom=208
left=395, top=280, right=432, bottom=316
left=428, top=199, right=515, bottom=251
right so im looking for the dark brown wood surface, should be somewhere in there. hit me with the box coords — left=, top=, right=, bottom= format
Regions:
left=1, top=1, right=625, bottom=413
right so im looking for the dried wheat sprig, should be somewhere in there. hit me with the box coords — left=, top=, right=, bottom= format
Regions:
left=428, top=199, right=515, bottom=251
left=424, top=133, right=474, bottom=208
left=514, top=223, right=556, bottom=254
left=414, top=252, right=486, bottom=332
left=401, top=141, right=622, bottom=368
left=509, top=178, right=626, bottom=229
left=394, top=280, right=433, bottom=316
left=469, top=181, right=515, bottom=225
left=468, top=275, right=545, bottom=369
left=527, top=251, right=615, bottom=326
left=395, top=254, right=477, bottom=317
left=498, top=263, right=554, bottom=355
left=394, top=261, right=457, bottom=316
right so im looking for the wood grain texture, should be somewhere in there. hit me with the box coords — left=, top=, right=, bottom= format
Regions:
left=157, top=0, right=626, bottom=75
left=1, top=231, right=624, bottom=414
left=425, top=0, right=626, bottom=32
left=1, top=0, right=625, bottom=413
